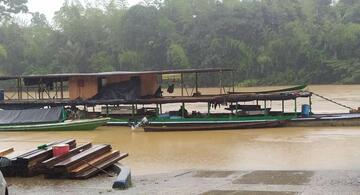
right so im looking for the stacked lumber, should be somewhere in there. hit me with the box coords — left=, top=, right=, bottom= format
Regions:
left=11, top=139, right=76, bottom=177
left=46, top=144, right=128, bottom=179
left=6, top=139, right=128, bottom=179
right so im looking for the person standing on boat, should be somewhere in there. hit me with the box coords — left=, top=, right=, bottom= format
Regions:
left=178, top=105, right=188, bottom=117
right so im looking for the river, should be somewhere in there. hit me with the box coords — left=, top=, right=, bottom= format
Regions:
left=1, top=85, right=360, bottom=176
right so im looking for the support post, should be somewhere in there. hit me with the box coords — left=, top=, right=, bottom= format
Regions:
left=159, top=104, right=162, bottom=114
left=219, top=70, right=223, bottom=94
left=106, top=104, right=109, bottom=117
left=195, top=72, right=198, bottom=94
left=294, top=99, right=297, bottom=114
left=231, top=70, right=235, bottom=93
left=60, top=78, right=64, bottom=99
left=181, top=73, right=184, bottom=96
left=264, top=100, right=267, bottom=109
left=235, top=102, right=238, bottom=116
left=207, top=102, right=211, bottom=116
left=17, top=78, right=20, bottom=100
left=181, top=102, right=185, bottom=118
left=38, top=81, right=41, bottom=100
left=282, top=100, right=285, bottom=113
left=309, top=96, right=312, bottom=114
left=132, top=104, right=135, bottom=117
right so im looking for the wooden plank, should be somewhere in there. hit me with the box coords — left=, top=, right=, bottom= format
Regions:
left=41, top=143, right=92, bottom=170
left=26, top=140, right=76, bottom=168
left=15, top=140, right=60, bottom=159
left=69, top=150, right=119, bottom=176
left=53, top=144, right=111, bottom=173
left=74, top=153, right=128, bottom=179
left=0, top=147, right=14, bottom=157
left=12, top=139, right=76, bottom=177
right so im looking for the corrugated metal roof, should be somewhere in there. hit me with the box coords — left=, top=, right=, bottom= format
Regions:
left=0, top=68, right=234, bottom=80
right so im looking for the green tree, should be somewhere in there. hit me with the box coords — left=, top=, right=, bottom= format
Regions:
left=0, top=0, right=28, bottom=22
left=167, top=43, right=189, bottom=69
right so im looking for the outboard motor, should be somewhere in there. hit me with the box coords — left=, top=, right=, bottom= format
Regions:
left=131, top=117, right=149, bottom=130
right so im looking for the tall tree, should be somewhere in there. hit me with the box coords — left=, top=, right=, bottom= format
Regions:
left=0, top=0, right=28, bottom=22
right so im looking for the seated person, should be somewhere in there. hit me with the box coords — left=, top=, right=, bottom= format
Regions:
left=178, top=105, right=188, bottom=117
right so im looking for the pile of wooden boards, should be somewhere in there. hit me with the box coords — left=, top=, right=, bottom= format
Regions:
left=2, top=139, right=128, bottom=179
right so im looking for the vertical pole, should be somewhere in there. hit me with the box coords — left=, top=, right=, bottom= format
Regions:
left=55, top=82, right=58, bottom=98
left=235, top=102, right=239, bottom=116
left=60, top=78, right=64, bottom=99
left=181, top=73, right=184, bottom=96
left=106, top=104, right=109, bottom=117
left=181, top=103, right=185, bottom=118
left=264, top=100, right=267, bottom=109
left=294, top=99, right=297, bottom=114
left=132, top=104, right=135, bottom=117
left=207, top=102, right=211, bottom=116
left=309, top=95, right=312, bottom=114
left=17, top=78, right=20, bottom=100
left=20, top=78, right=23, bottom=100
left=219, top=70, right=222, bottom=94
left=231, top=70, right=235, bottom=93
left=38, top=81, right=41, bottom=100
left=256, top=100, right=259, bottom=106
left=159, top=104, right=162, bottom=114
left=282, top=100, right=285, bottom=113
left=195, top=72, right=198, bottom=93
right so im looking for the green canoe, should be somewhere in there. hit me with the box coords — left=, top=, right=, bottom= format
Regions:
left=0, top=118, right=110, bottom=131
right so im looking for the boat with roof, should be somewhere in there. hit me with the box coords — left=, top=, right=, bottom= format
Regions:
left=0, top=68, right=359, bottom=131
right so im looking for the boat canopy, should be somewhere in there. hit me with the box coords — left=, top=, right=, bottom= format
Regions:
left=0, top=107, right=66, bottom=125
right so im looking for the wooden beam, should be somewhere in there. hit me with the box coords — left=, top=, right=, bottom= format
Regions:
left=0, top=147, right=14, bottom=157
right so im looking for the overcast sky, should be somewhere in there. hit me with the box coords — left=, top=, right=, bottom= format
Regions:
left=26, top=0, right=143, bottom=21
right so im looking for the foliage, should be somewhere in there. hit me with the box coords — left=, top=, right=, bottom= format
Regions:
left=0, top=0, right=28, bottom=23
left=2, top=0, right=360, bottom=86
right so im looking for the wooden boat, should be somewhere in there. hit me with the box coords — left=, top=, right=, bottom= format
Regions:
left=228, top=84, right=307, bottom=94
left=286, top=113, right=360, bottom=127
left=143, top=120, right=286, bottom=132
left=0, top=118, right=110, bottom=131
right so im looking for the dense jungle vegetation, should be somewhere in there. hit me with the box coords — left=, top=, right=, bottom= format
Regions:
left=1, top=0, right=360, bottom=86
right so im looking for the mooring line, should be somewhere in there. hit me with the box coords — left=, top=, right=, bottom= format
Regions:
left=311, top=91, right=354, bottom=110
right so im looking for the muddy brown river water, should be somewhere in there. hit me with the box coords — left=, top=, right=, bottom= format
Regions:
left=2, top=85, right=360, bottom=176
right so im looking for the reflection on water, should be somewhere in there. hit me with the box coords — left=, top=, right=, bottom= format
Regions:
left=1, top=85, right=360, bottom=175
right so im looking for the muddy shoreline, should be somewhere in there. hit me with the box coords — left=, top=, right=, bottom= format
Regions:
left=6, top=169, right=360, bottom=194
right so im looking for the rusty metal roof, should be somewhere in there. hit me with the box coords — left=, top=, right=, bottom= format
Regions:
left=0, top=68, right=234, bottom=81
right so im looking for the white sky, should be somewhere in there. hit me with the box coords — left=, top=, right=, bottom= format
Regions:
left=26, top=0, right=143, bottom=21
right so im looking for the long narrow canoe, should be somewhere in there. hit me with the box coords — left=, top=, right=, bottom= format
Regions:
left=144, top=120, right=286, bottom=132
left=228, top=85, right=307, bottom=94
left=0, top=118, right=110, bottom=131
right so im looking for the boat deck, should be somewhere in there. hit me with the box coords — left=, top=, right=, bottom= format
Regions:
left=0, top=91, right=312, bottom=109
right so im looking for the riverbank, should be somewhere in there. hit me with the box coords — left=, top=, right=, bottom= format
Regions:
left=6, top=169, right=360, bottom=194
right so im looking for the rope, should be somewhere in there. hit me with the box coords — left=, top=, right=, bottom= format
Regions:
left=311, top=91, right=354, bottom=110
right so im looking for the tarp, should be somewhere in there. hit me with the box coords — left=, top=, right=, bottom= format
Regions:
left=91, top=77, right=141, bottom=101
left=0, top=107, right=65, bottom=125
